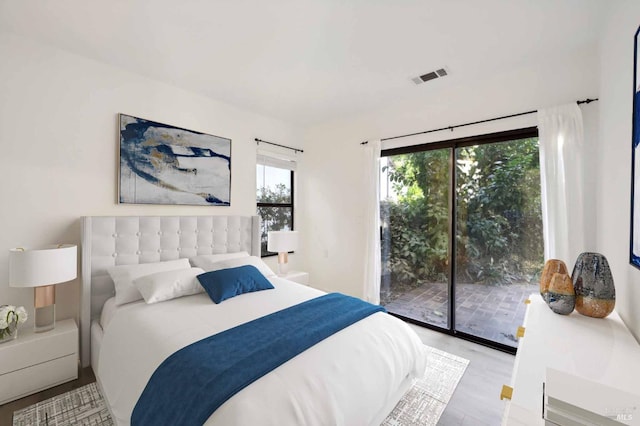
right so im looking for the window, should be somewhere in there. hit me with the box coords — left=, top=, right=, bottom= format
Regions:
left=256, top=160, right=294, bottom=257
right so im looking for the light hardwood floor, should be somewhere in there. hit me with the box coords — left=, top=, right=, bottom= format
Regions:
left=409, top=324, right=515, bottom=425
left=0, top=326, right=513, bottom=425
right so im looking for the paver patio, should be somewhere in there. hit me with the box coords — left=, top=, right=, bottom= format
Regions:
left=383, top=281, right=538, bottom=348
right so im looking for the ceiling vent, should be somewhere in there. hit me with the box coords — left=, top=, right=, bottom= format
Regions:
left=412, top=67, right=449, bottom=85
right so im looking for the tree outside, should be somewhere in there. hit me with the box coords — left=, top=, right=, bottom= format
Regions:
left=257, top=183, right=292, bottom=256
left=380, top=138, right=543, bottom=305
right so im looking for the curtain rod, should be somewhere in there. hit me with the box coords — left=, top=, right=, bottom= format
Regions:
left=255, top=138, right=304, bottom=153
left=360, top=98, right=599, bottom=145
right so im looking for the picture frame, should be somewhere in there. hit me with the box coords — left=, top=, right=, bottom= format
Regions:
left=118, top=114, right=231, bottom=206
left=631, top=26, right=640, bottom=268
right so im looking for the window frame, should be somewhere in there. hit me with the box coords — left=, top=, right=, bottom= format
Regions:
left=256, top=166, right=295, bottom=258
left=381, top=126, right=540, bottom=355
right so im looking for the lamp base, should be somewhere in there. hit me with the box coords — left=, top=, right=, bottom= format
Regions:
left=277, top=252, right=289, bottom=276
left=34, top=285, right=55, bottom=333
left=34, top=305, right=55, bottom=332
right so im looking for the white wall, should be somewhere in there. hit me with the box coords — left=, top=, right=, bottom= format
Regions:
left=0, top=33, right=302, bottom=327
left=598, top=0, right=640, bottom=341
left=4, top=18, right=631, bottom=341
left=299, top=48, right=600, bottom=298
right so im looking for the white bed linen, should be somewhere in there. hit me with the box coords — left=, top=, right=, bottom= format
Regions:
left=97, top=279, right=427, bottom=426
left=99, top=297, right=118, bottom=329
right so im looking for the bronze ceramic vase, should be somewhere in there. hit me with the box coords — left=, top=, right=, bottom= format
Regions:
left=547, top=273, right=575, bottom=315
left=540, top=259, right=568, bottom=303
left=571, top=252, right=615, bottom=318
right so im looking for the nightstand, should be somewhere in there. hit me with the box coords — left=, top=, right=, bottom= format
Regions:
left=281, top=270, right=309, bottom=286
left=0, top=318, right=78, bottom=404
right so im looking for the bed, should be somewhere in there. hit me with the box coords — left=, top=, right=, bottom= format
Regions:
left=80, top=215, right=427, bottom=425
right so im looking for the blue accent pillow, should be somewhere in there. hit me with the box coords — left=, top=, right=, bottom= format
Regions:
left=197, top=265, right=274, bottom=304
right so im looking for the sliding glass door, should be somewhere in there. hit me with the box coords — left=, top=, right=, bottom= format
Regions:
left=380, top=148, right=452, bottom=329
left=380, top=128, right=543, bottom=351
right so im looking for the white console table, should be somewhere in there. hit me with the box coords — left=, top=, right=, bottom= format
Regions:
left=502, top=294, right=640, bottom=425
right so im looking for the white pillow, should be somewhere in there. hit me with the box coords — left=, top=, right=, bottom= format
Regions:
left=188, top=251, right=250, bottom=270
left=134, top=267, right=205, bottom=304
left=192, top=255, right=276, bottom=278
left=108, top=258, right=191, bottom=306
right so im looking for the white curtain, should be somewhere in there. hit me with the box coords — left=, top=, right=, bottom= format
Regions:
left=363, top=140, right=381, bottom=304
left=537, top=103, right=585, bottom=266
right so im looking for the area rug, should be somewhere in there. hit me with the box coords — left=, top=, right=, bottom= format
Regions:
left=13, top=346, right=468, bottom=426
left=382, top=345, right=470, bottom=426
left=12, top=382, right=112, bottom=426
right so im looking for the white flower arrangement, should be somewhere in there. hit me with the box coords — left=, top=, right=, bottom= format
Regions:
left=0, top=305, right=27, bottom=339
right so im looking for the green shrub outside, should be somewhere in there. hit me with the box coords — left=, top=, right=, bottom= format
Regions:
left=381, top=138, right=543, bottom=300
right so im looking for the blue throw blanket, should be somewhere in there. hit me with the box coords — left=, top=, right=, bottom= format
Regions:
left=131, top=293, right=385, bottom=425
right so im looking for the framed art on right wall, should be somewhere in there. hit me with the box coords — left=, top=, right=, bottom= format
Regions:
left=631, top=25, right=640, bottom=269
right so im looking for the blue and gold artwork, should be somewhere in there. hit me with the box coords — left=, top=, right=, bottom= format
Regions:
left=119, top=114, right=231, bottom=206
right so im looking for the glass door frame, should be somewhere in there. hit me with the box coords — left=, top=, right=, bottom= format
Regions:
left=381, top=126, right=539, bottom=355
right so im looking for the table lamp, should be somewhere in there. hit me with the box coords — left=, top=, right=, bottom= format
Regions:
left=9, top=244, right=77, bottom=333
left=267, top=231, right=299, bottom=276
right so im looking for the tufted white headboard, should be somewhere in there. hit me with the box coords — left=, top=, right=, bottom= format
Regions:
left=80, top=215, right=260, bottom=367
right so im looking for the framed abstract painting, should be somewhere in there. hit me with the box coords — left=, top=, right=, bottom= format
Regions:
left=118, top=114, right=231, bottom=206
left=631, top=26, right=640, bottom=268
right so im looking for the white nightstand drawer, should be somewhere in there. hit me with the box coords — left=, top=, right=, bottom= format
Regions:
left=0, top=319, right=78, bottom=404
left=0, top=319, right=77, bottom=375
left=0, top=353, right=77, bottom=404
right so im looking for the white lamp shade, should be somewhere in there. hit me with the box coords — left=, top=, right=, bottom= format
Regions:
left=9, top=244, right=77, bottom=288
left=267, top=231, right=299, bottom=253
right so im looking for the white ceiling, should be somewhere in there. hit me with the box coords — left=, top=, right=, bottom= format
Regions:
left=0, top=0, right=611, bottom=126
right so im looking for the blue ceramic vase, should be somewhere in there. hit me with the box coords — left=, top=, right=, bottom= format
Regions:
left=547, top=273, right=575, bottom=315
left=571, top=252, right=615, bottom=318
